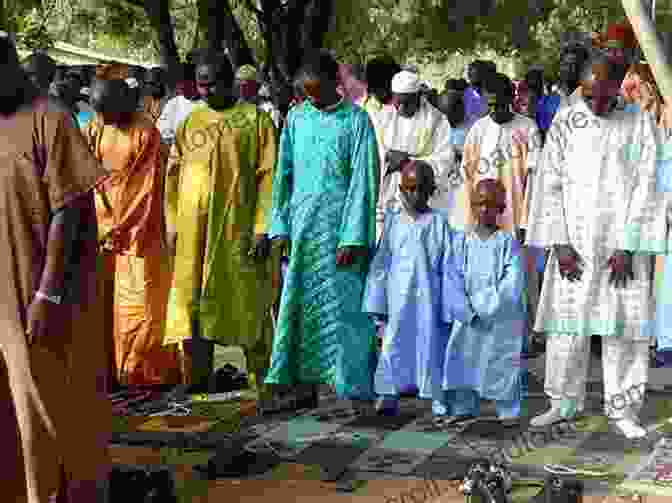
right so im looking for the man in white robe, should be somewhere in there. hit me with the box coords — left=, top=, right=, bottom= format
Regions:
left=526, top=52, right=661, bottom=439
left=375, top=70, right=455, bottom=239
left=455, top=73, right=541, bottom=236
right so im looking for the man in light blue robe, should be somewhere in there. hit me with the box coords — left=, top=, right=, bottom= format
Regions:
left=362, top=161, right=465, bottom=416
left=264, top=51, right=380, bottom=410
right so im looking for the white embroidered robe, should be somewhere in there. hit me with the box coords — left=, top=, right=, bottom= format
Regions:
left=375, top=99, right=455, bottom=239
left=527, top=99, right=660, bottom=339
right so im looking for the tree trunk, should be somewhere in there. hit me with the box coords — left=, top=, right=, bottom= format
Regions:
left=258, top=0, right=333, bottom=82
left=0, top=0, right=7, bottom=32
left=196, top=0, right=255, bottom=68
left=622, top=0, right=672, bottom=103
left=143, top=0, right=180, bottom=71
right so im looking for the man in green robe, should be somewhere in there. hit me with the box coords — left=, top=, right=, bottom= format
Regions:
left=263, top=50, right=380, bottom=411
left=164, top=51, right=279, bottom=392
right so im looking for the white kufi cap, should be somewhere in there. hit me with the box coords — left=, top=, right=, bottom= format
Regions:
left=391, top=70, right=421, bottom=94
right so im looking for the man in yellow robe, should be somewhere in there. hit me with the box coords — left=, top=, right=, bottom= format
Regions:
left=164, top=51, right=278, bottom=392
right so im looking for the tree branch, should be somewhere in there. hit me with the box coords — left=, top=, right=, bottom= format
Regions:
left=242, top=0, right=264, bottom=19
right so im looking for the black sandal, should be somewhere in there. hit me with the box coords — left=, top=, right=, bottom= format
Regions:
left=433, top=415, right=477, bottom=427
left=498, top=417, right=520, bottom=428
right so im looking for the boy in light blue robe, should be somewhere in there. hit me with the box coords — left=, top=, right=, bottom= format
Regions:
left=363, top=161, right=466, bottom=416
left=440, top=179, right=527, bottom=425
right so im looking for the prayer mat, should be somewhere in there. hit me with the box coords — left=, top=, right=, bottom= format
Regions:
left=303, top=404, right=364, bottom=424
left=350, top=449, right=431, bottom=475
left=244, top=417, right=345, bottom=459
left=168, top=389, right=672, bottom=498
left=294, top=442, right=371, bottom=481
left=345, top=410, right=419, bottom=430
left=197, top=448, right=283, bottom=479
left=618, top=435, right=672, bottom=497
left=111, top=400, right=243, bottom=448
left=349, top=430, right=455, bottom=475
left=137, top=416, right=218, bottom=433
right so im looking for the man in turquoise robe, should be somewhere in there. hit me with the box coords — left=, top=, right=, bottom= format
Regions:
left=264, top=51, right=380, bottom=409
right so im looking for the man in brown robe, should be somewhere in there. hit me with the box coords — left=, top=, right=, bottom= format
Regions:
left=0, top=36, right=111, bottom=502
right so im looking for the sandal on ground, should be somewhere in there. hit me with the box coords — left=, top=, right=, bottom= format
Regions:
left=498, top=417, right=520, bottom=428
left=433, top=415, right=477, bottom=427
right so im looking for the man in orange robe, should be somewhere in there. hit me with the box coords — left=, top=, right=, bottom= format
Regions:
left=87, top=78, right=181, bottom=387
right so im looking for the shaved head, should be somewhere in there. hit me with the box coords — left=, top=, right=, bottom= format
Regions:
left=402, top=160, right=436, bottom=193
left=474, top=178, right=507, bottom=206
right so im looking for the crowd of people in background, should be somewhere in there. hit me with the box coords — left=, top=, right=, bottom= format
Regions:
left=3, top=17, right=672, bottom=501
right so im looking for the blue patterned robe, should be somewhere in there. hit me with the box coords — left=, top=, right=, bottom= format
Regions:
left=265, top=100, right=380, bottom=399
left=362, top=208, right=463, bottom=400
left=443, top=230, right=527, bottom=401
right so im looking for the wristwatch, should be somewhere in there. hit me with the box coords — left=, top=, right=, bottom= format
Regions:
left=35, top=291, right=62, bottom=305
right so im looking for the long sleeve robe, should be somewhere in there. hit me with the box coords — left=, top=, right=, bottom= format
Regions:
left=0, top=98, right=110, bottom=503
left=87, top=113, right=181, bottom=386
left=442, top=231, right=527, bottom=401
left=265, top=100, right=380, bottom=399
left=164, top=104, right=279, bottom=357
left=362, top=208, right=461, bottom=400
left=526, top=99, right=660, bottom=338
left=375, top=99, right=456, bottom=239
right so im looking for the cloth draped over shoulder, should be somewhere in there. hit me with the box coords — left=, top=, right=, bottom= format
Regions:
left=526, top=101, right=661, bottom=338
left=163, top=104, right=279, bottom=350
left=87, top=113, right=167, bottom=257
left=0, top=97, right=110, bottom=502
left=362, top=208, right=465, bottom=400
left=265, top=100, right=380, bottom=399
left=442, top=231, right=526, bottom=401
left=86, top=113, right=180, bottom=386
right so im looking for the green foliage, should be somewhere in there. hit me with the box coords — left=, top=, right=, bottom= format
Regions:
left=16, top=6, right=54, bottom=50
left=6, top=0, right=649, bottom=78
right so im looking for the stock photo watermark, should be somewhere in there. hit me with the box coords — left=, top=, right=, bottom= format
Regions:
left=382, top=478, right=461, bottom=503
left=446, top=107, right=672, bottom=189
left=161, top=111, right=257, bottom=161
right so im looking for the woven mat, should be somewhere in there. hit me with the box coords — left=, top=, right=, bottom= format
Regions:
left=108, top=389, right=672, bottom=500
left=234, top=394, right=672, bottom=498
